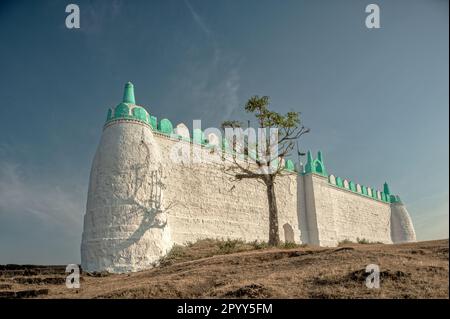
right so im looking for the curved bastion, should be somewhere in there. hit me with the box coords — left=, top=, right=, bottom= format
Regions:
left=81, top=83, right=172, bottom=273
left=81, top=82, right=416, bottom=273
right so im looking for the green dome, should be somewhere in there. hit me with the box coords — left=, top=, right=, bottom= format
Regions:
left=115, top=103, right=131, bottom=118
left=105, top=82, right=151, bottom=126
left=158, top=118, right=174, bottom=135
left=132, top=106, right=149, bottom=123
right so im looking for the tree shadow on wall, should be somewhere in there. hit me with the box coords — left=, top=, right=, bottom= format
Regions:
left=110, top=139, right=175, bottom=261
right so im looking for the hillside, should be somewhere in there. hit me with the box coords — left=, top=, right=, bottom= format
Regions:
left=0, top=239, right=448, bottom=299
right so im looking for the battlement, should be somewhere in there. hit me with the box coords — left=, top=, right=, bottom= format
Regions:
left=300, top=150, right=401, bottom=204
left=105, top=82, right=401, bottom=206
left=105, top=82, right=400, bottom=205
left=104, top=84, right=297, bottom=172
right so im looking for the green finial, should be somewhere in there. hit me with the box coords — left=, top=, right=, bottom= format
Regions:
left=105, top=82, right=154, bottom=126
left=389, top=195, right=401, bottom=203
left=304, top=150, right=313, bottom=173
left=123, top=82, right=135, bottom=104
left=317, top=151, right=323, bottom=163
left=314, top=150, right=327, bottom=176
left=307, top=151, right=313, bottom=164
left=383, top=182, right=390, bottom=195
left=285, top=159, right=295, bottom=171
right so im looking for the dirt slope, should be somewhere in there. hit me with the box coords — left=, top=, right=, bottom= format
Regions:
left=0, top=239, right=448, bottom=299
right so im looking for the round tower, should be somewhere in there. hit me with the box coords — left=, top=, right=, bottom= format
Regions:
left=81, top=82, right=172, bottom=273
left=386, top=182, right=416, bottom=243
left=390, top=200, right=417, bottom=243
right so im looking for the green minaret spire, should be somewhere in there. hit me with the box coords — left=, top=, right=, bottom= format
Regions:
left=123, top=82, right=136, bottom=104
left=317, top=151, right=323, bottom=163
left=383, top=182, right=391, bottom=195
left=306, top=150, right=313, bottom=164
left=304, top=150, right=313, bottom=173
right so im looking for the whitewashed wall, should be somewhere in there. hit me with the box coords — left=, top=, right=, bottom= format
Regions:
left=81, top=121, right=173, bottom=273
left=390, top=202, right=416, bottom=243
left=82, top=121, right=415, bottom=273
left=155, top=133, right=301, bottom=245
left=302, top=174, right=393, bottom=246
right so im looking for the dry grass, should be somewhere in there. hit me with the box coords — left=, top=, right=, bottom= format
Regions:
left=158, top=239, right=304, bottom=266
left=0, top=239, right=448, bottom=299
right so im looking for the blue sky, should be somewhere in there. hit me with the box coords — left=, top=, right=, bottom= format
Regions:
left=0, top=0, right=448, bottom=264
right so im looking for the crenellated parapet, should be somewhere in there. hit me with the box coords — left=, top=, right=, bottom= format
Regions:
left=105, top=83, right=406, bottom=206
left=104, top=82, right=298, bottom=172
left=303, top=150, right=327, bottom=176
left=302, top=150, right=403, bottom=204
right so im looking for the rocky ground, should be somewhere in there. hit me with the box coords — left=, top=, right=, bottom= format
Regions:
left=0, top=239, right=448, bottom=299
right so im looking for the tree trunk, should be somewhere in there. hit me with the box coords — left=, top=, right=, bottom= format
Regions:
left=266, top=179, right=280, bottom=246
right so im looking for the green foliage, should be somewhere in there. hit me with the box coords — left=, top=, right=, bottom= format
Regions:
left=222, top=95, right=309, bottom=168
left=218, top=239, right=247, bottom=254
left=281, top=242, right=299, bottom=249
left=157, top=238, right=305, bottom=267
left=244, top=95, right=300, bottom=128
left=250, top=240, right=270, bottom=250
left=158, top=244, right=186, bottom=265
left=356, top=238, right=373, bottom=244
left=221, top=120, right=243, bottom=130
left=339, top=238, right=384, bottom=245
left=223, top=95, right=309, bottom=247
left=338, top=239, right=354, bottom=246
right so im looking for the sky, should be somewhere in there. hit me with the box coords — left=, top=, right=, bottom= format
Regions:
left=0, top=0, right=448, bottom=264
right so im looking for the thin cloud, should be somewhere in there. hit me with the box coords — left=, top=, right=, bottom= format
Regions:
left=175, top=0, right=242, bottom=125
left=166, top=49, right=241, bottom=127
left=0, top=162, right=85, bottom=231
left=184, top=0, right=212, bottom=37
left=77, top=0, right=124, bottom=34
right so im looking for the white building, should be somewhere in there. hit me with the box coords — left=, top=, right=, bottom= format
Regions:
left=81, top=83, right=416, bottom=273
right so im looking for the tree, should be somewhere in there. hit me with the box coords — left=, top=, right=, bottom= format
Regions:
left=221, top=120, right=242, bottom=131
left=222, top=96, right=309, bottom=246
left=221, top=120, right=243, bottom=159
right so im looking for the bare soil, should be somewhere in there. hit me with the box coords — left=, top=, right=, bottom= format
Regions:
left=0, top=239, right=448, bottom=299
